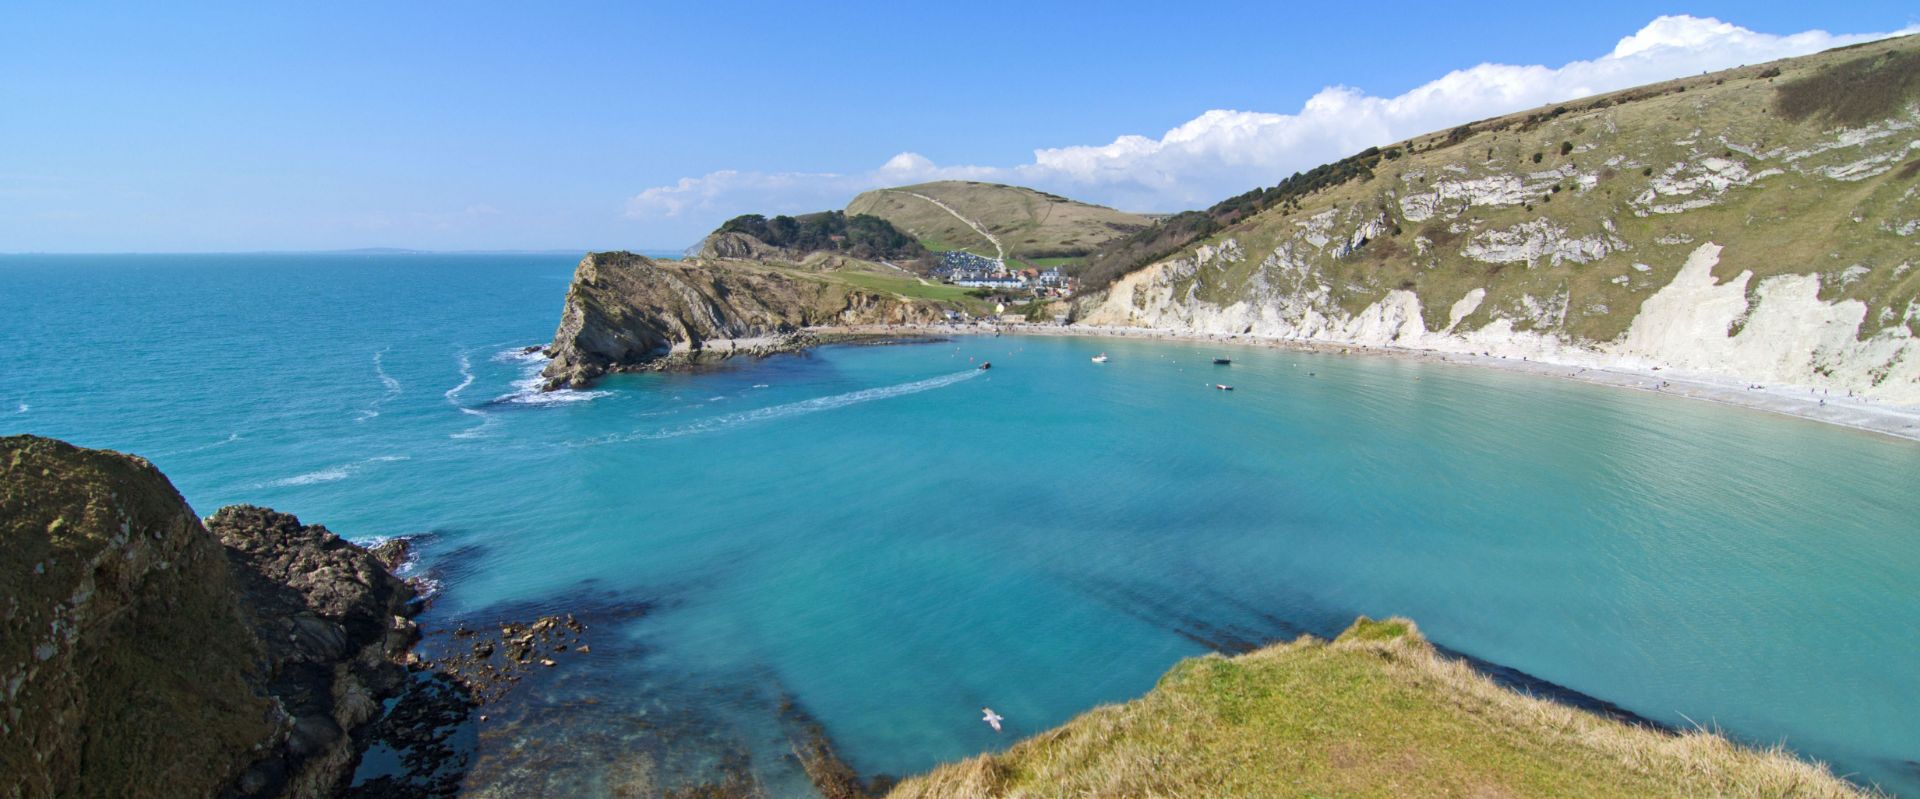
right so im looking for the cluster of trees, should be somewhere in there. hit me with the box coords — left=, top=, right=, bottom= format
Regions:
left=717, top=211, right=925, bottom=261
left=1074, top=146, right=1395, bottom=292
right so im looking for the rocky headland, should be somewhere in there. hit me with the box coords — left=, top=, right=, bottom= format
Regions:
left=0, top=435, right=419, bottom=798
left=540, top=250, right=954, bottom=390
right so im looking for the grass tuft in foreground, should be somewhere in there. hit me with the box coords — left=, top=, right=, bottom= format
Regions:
left=887, top=617, right=1873, bottom=798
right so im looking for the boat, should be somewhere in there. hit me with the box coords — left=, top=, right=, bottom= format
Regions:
left=1213, top=358, right=1231, bottom=365
left=1214, top=384, right=1233, bottom=391
left=1091, top=353, right=1109, bottom=363
left=979, top=362, right=992, bottom=370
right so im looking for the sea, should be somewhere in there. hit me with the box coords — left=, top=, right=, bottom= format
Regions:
left=3, top=253, right=1917, bottom=796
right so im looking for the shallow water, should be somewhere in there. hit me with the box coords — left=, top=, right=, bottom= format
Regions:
left=4, top=254, right=1918, bottom=795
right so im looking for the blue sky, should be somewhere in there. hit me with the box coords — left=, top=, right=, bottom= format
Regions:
left=2, top=2, right=1916, bottom=252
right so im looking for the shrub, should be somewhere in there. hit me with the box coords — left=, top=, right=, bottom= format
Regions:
left=716, top=211, right=923, bottom=261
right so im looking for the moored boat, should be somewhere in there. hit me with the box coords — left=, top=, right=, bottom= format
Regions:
left=1091, top=353, right=1109, bottom=363
left=1213, top=358, right=1231, bottom=365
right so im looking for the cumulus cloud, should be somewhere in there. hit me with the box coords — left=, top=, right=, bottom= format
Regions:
left=627, top=15, right=1917, bottom=231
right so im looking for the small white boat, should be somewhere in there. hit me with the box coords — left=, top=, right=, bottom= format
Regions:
left=1091, top=353, right=1109, bottom=363
left=1214, top=384, right=1234, bottom=391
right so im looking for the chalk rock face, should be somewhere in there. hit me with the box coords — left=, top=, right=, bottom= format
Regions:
left=541, top=250, right=949, bottom=389
left=0, top=435, right=416, bottom=799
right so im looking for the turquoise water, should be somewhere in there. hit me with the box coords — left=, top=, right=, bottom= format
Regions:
left=4, top=254, right=1918, bottom=795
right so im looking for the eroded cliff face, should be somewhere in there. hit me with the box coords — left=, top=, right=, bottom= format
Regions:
left=0, top=436, right=416, bottom=799
left=1077, top=40, right=1920, bottom=404
left=541, top=250, right=950, bottom=389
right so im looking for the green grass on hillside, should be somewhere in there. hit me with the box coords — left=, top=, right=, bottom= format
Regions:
left=847, top=181, right=1150, bottom=261
left=887, top=618, right=1870, bottom=799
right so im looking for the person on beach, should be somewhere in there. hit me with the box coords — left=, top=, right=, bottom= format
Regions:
left=981, top=707, right=1004, bottom=732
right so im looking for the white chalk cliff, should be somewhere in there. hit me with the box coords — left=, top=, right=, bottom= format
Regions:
left=1077, top=39, right=1920, bottom=404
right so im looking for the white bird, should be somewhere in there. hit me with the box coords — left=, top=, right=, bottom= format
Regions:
left=981, top=707, right=1004, bottom=732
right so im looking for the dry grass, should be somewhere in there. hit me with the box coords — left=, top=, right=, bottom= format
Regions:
left=1774, top=48, right=1920, bottom=126
left=887, top=618, right=1873, bottom=799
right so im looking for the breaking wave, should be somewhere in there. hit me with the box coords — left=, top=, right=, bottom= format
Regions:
left=445, top=351, right=475, bottom=400
left=356, top=348, right=403, bottom=422
left=446, top=350, right=498, bottom=438
left=491, top=346, right=609, bottom=406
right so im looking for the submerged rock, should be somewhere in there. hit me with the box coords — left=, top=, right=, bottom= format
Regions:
left=0, top=435, right=418, bottom=799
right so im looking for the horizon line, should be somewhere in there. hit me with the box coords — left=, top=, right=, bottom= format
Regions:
left=0, top=246, right=691, bottom=257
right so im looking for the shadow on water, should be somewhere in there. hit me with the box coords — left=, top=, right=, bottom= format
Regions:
left=1065, top=574, right=1670, bottom=731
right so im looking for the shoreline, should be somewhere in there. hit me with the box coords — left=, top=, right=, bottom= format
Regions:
left=817, top=322, right=1920, bottom=444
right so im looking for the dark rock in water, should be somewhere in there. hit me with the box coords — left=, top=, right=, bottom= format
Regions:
left=0, top=435, right=420, bottom=799
left=429, top=614, right=589, bottom=703
left=539, top=251, right=953, bottom=390
left=345, top=610, right=599, bottom=795
left=342, top=673, right=476, bottom=799
left=369, top=536, right=413, bottom=572
left=776, top=694, right=892, bottom=799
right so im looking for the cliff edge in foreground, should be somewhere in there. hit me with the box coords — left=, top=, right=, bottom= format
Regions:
left=541, top=250, right=954, bottom=389
left=888, top=618, right=1868, bottom=799
left=0, top=435, right=417, bottom=798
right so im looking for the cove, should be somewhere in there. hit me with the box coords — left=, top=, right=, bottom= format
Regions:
left=3, top=255, right=1916, bottom=795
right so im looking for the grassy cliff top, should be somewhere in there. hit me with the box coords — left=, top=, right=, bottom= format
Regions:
left=847, top=180, right=1151, bottom=262
left=887, top=618, right=1869, bottom=798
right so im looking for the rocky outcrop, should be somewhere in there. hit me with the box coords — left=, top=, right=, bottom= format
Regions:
left=0, top=435, right=417, bottom=799
left=541, top=251, right=950, bottom=389
left=696, top=230, right=791, bottom=260
left=209, top=505, right=419, bottom=797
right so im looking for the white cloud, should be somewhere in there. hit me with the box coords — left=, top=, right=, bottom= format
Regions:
left=627, top=16, right=1917, bottom=233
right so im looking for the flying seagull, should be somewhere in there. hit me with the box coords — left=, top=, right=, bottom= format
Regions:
left=981, top=707, right=1004, bottom=732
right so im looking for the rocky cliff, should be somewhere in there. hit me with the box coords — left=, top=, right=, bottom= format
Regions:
left=1076, top=37, right=1920, bottom=404
left=541, top=250, right=953, bottom=390
left=0, top=435, right=417, bottom=799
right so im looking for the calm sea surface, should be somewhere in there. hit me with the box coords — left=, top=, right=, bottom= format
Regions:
left=3, top=254, right=1917, bottom=795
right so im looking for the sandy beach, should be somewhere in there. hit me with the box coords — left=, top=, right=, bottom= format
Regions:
left=821, top=322, right=1920, bottom=444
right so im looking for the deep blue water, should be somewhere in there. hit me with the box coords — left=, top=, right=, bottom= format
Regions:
left=4, top=254, right=1918, bottom=795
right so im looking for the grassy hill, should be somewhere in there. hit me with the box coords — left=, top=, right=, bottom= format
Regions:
left=1073, top=35, right=1920, bottom=403
left=887, top=618, right=1868, bottom=799
left=846, top=180, right=1151, bottom=266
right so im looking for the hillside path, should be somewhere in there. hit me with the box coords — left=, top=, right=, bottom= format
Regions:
left=890, top=190, right=1005, bottom=263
